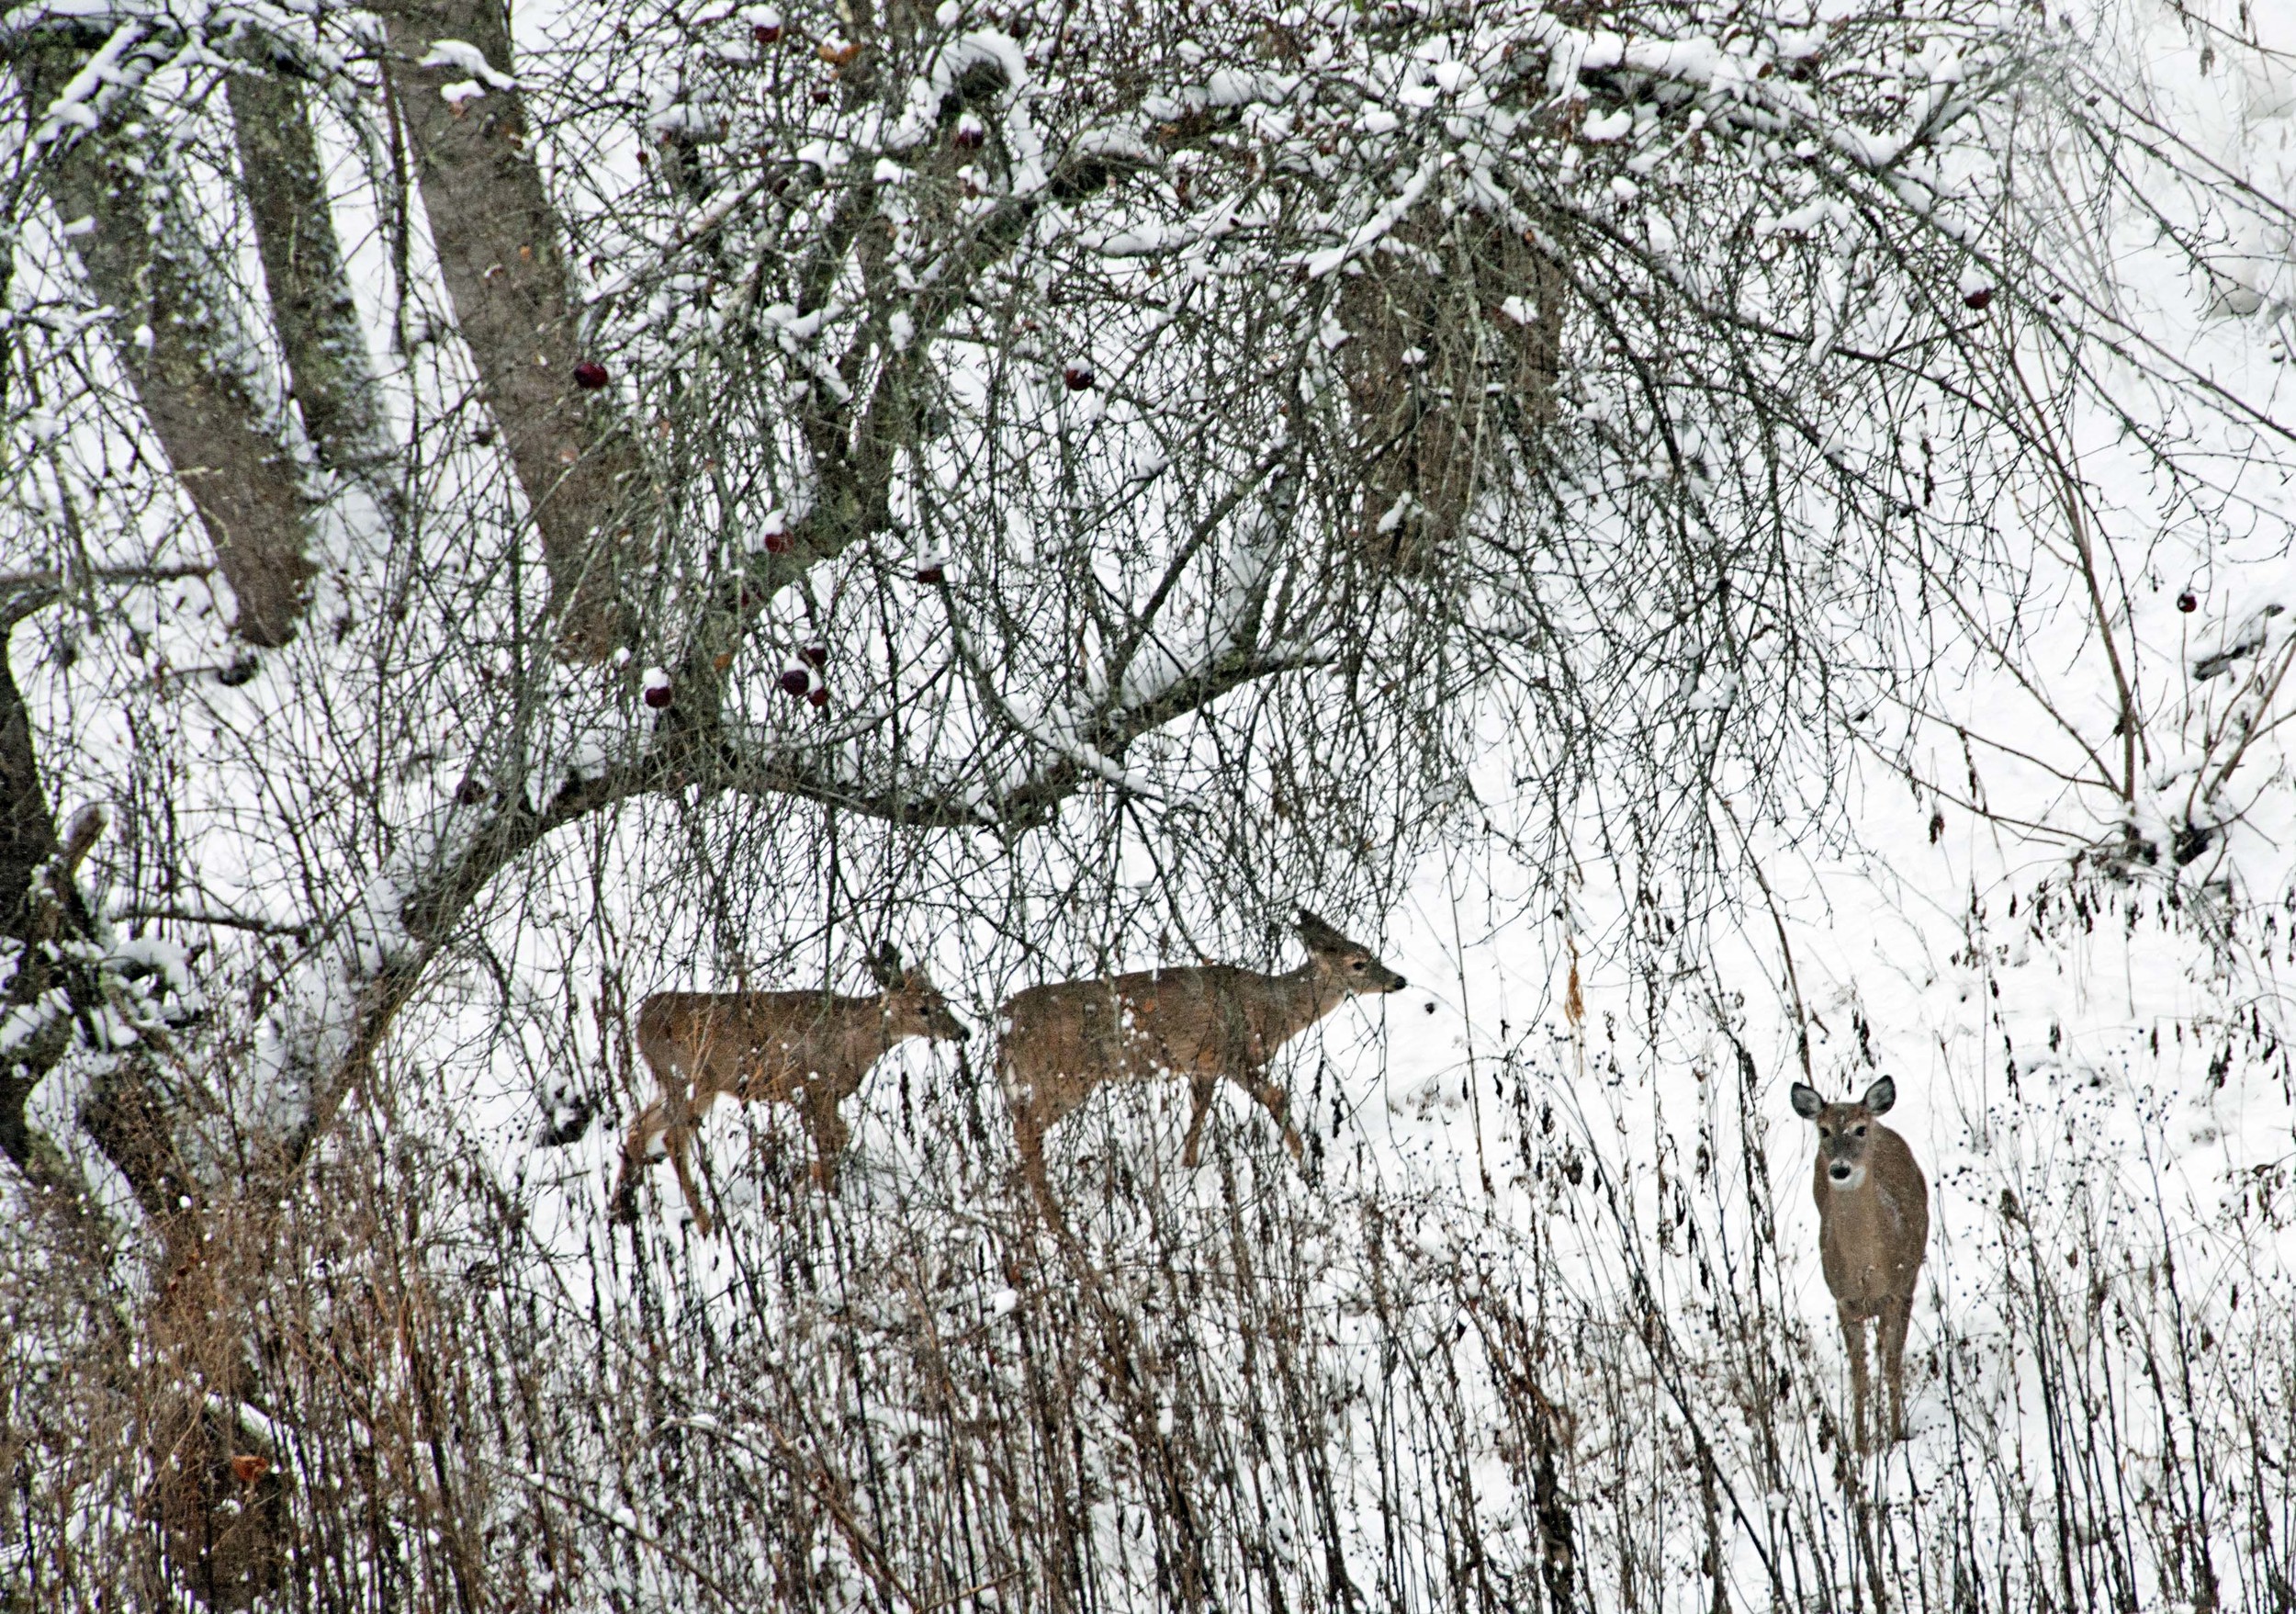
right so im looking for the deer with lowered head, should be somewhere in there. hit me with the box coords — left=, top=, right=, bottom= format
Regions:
left=611, top=944, right=968, bottom=1234
left=1792, top=1077, right=1930, bottom=1450
left=998, top=911, right=1407, bottom=1185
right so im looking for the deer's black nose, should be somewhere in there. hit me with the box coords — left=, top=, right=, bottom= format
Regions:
left=1829, top=1164, right=1852, bottom=1182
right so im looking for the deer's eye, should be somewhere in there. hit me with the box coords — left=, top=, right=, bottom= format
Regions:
left=1853, top=1124, right=1867, bottom=1136
left=1350, top=960, right=1367, bottom=973
left=1818, top=1125, right=1830, bottom=1137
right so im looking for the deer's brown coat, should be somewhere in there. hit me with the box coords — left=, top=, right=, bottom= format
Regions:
left=613, top=952, right=965, bottom=1233
left=1793, top=1077, right=1930, bottom=1450
left=998, top=912, right=1405, bottom=1184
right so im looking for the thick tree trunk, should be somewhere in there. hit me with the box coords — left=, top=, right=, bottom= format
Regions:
left=0, top=596, right=79, bottom=1173
left=227, top=69, right=391, bottom=491
left=371, top=0, right=642, bottom=660
left=22, top=49, right=320, bottom=648
left=4, top=599, right=289, bottom=1608
left=1337, top=213, right=1564, bottom=573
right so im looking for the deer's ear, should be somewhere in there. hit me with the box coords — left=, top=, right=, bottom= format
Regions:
left=1295, top=909, right=1350, bottom=953
left=867, top=943, right=908, bottom=990
left=1861, top=1076, right=1896, bottom=1114
left=1790, top=1083, right=1826, bottom=1120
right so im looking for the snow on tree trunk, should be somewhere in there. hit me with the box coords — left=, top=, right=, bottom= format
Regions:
left=22, top=41, right=319, bottom=649
left=372, top=0, right=645, bottom=661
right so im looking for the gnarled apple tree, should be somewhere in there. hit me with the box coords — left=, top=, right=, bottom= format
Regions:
left=7, top=0, right=2249, bottom=1601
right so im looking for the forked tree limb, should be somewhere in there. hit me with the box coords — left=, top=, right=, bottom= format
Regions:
left=369, top=0, right=643, bottom=660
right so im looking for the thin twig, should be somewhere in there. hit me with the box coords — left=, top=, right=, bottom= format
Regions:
left=109, top=905, right=310, bottom=940
left=0, top=561, right=213, bottom=591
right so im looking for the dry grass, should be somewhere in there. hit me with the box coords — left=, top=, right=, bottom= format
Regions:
left=6, top=956, right=2294, bottom=1612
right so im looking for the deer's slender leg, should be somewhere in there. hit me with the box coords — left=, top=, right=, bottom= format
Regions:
left=664, top=1112, right=714, bottom=1236
left=1004, top=1072, right=1066, bottom=1192
left=615, top=1047, right=692, bottom=1224
left=1010, top=1103, right=1046, bottom=1181
left=1839, top=1301, right=1872, bottom=1452
left=1878, top=1291, right=1914, bottom=1443
left=805, top=1089, right=852, bottom=1190
left=641, top=1050, right=709, bottom=1227
left=1180, top=1077, right=1219, bottom=1167
left=1244, top=1073, right=1304, bottom=1160
left=610, top=1099, right=666, bottom=1224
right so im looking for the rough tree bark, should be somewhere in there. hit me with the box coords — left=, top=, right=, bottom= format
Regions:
left=226, top=66, right=391, bottom=491
left=0, top=592, right=87, bottom=1178
left=1337, top=211, right=1566, bottom=573
left=0, top=593, right=284, bottom=1608
left=371, top=0, right=643, bottom=660
left=20, top=47, right=320, bottom=649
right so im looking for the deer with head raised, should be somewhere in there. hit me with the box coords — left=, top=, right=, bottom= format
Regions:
left=997, top=911, right=1406, bottom=1185
left=1792, top=1077, right=1930, bottom=1450
left=611, top=944, right=968, bottom=1233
